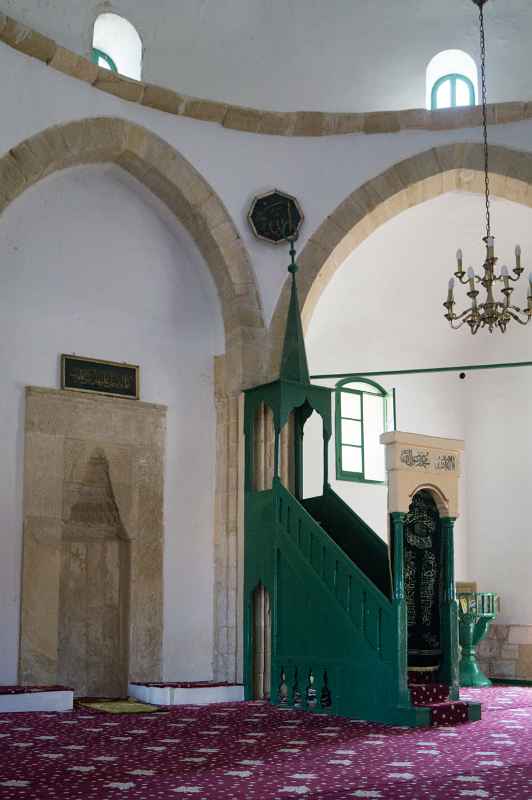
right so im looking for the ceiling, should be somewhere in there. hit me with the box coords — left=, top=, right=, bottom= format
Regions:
left=4, top=0, right=530, bottom=112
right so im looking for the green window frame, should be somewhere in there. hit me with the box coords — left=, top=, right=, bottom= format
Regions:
left=431, top=73, right=475, bottom=110
left=91, top=47, right=118, bottom=73
left=335, top=377, right=392, bottom=485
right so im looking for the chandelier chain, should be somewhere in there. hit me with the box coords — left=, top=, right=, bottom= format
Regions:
left=443, top=0, right=531, bottom=334
left=479, top=1, right=491, bottom=239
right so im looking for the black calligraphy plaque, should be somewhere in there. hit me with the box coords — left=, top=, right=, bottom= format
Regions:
left=248, top=189, right=303, bottom=244
left=61, top=355, right=139, bottom=400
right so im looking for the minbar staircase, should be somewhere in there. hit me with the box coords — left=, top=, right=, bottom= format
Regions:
left=244, top=479, right=481, bottom=727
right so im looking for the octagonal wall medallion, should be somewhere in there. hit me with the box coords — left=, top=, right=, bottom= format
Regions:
left=247, top=189, right=304, bottom=245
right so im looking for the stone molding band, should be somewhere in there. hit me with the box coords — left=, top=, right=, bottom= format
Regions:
left=2, top=13, right=532, bottom=137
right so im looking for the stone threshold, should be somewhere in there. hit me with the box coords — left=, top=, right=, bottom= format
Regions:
left=0, top=687, right=74, bottom=712
left=1, top=13, right=531, bottom=137
left=128, top=682, right=244, bottom=705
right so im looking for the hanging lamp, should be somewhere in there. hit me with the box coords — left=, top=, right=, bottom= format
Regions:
left=443, top=0, right=532, bottom=333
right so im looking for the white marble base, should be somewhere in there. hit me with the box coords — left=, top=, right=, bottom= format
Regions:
left=128, top=683, right=245, bottom=706
left=0, top=690, right=74, bottom=712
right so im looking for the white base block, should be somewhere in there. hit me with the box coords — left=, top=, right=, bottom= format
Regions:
left=128, top=684, right=244, bottom=706
left=0, top=691, right=73, bottom=713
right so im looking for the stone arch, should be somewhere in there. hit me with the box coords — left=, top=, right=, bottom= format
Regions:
left=269, top=142, right=532, bottom=377
left=0, top=116, right=265, bottom=390
left=0, top=117, right=265, bottom=684
left=409, top=483, right=450, bottom=518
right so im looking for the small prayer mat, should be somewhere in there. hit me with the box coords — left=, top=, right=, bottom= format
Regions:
left=77, top=698, right=164, bottom=714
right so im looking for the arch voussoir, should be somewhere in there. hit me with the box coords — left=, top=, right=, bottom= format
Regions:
left=0, top=117, right=264, bottom=362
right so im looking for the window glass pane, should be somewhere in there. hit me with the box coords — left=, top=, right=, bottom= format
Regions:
left=436, top=80, right=451, bottom=109
left=362, top=393, right=386, bottom=482
left=386, top=392, right=395, bottom=432
left=341, top=419, right=362, bottom=446
left=98, top=55, right=110, bottom=69
left=455, top=78, right=471, bottom=107
left=342, top=446, right=362, bottom=474
left=93, top=13, right=142, bottom=80
left=344, top=381, right=380, bottom=395
left=341, top=392, right=361, bottom=419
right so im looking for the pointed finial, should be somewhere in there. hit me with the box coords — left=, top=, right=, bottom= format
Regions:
left=280, top=233, right=310, bottom=384
left=288, top=235, right=298, bottom=275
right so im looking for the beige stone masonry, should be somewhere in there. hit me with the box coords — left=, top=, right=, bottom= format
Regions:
left=381, top=431, right=464, bottom=518
left=49, top=46, right=99, bottom=83
left=20, top=387, right=167, bottom=695
left=1, top=12, right=532, bottom=137
left=478, top=624, right=532, bottom=681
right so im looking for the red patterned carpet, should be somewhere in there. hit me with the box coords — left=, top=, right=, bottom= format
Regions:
left=1, top=686, right=531, bottom=799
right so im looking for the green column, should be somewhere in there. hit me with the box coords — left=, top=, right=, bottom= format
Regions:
left=390, top=512, right=409, bottom=704
left=274, top=429, right=280, bottom=479
left=323, top=431, right=331, bottom=492
left=440, top=517, right=460, bottom=698
left=294, top=413, right=304, bottom=500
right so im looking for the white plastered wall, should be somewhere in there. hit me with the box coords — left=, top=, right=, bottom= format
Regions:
left=0, top=163, right=223, bottom=683
left=304, top=192, right=532, bottom=620
left=1, top=43, right=532, bottom=678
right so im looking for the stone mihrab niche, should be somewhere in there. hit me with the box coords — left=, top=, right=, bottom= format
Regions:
left=20, top=387, right=166, bottom=697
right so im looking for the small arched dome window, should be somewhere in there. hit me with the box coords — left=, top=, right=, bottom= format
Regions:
left=426, top=50, right=478, bottom=111
left=91, top=13, right=142, bottom=81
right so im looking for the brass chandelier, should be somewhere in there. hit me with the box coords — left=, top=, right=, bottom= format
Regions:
left=443, top=0, right=532, bottom=334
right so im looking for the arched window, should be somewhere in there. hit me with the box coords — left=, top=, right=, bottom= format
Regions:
left=335, top=378, right=394, bottom=484
left=426, top=50, right=478, bottom=110
left=91, top=13, right=142, bottom=81
left=431, top=73, right=475, bottom=110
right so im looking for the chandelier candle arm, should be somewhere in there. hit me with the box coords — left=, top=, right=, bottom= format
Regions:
left=443, top=0, right=532, bottom=334
left=513, top=244, right=523, bottom=277
left=447, top=278, right=455, bottom=303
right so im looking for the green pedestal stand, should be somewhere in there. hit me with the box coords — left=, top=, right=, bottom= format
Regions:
left=457, top=592, right=499, bottom=687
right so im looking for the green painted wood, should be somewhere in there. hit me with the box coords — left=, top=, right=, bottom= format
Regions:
left=243, top=254, right=467, bottom=725
left=430, top=73, right=475, bottom=110
left=303, top=487, right=391, bottom=597
left=457, top=592, right=498, bottom=687
left=280, top=257, right=309, bottom=384
left=311, top=359, right=532, bottom=381
left=390, top=513, right=410, bottom=703
left=466, top=701, right=482, bottom=721
left=439, top=517, right=460, bottom=699
left=91, top=47, right=118, bottom=72
left=334, top=378, right=389, bottom=484
left=244, top=479, right=431, bottom=725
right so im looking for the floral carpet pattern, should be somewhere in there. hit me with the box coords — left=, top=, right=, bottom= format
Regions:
left=1, top=686, right=531, bottom=799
